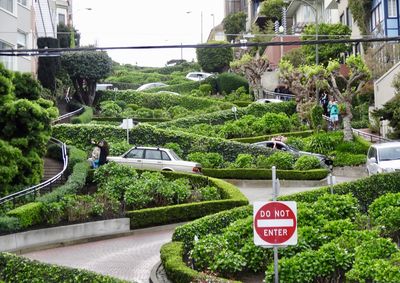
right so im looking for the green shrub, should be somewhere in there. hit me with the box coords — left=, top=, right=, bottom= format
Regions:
left=200, top=186, right=221, bottom=201
left=332, top=152, right=366, bottom=167
left=252, top=112, right=291, bottom=135
left=187, top=152, right=225, bottom=169
left=108, top=141, right=131, bottom=156
left=229, top=154, right=253, bottom=168
left=216, top=72, right=249, bottom=95
left=70, top=106, right=93, bottom=124
left=67, top=146, right=87, bottom=171
left=304, top=131, right=343, bottom=154
left=0, top=252, right=128, bottom=282
left=0, top=216, right=21, bottom=233
left=52, top=123, right=273, bottom=162
left=310, top=104, right=324, bottom=129
left=99, top=101, right=122, bottom=117
left=6, top=202, right=43, bottom=228
left=257, top=151, right=296, bottom=170
left=202, top=168, right=329, bottom=180
left=164, top=142, right=183, bottom=157
left=294, top=155, right=321, bottom=170
left=231, top=130, right=313, bottom=143
left=198, top=84, right=212, bottom=96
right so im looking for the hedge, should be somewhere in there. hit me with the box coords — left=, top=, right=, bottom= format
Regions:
left=70, top=106, right=93, bottom=124
left=146, top=81, right=202, bottom=94
left=6, top=202, right=43, bottom=229
left=160, top=242, right=235, bottom=283
left=126, top=177, right=248, bottom=229
left=231, top=130, right=314, bottom=143
left=99, top=89, right=232, bottom=111
left=157, top=101, right=297, bottom=129
left=0, top=252, right=127, bottom=283
left=52, top=123, right=274, bottom=162
left=202, top=168, right=329, bottom=180
left=278, top=172, right=400, bottom=212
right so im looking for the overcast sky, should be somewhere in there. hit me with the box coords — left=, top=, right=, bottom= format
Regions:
left=73, top=0, right=225, bottom=67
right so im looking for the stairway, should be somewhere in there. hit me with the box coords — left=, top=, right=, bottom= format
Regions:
left=42, top=157, right=64, bottom=186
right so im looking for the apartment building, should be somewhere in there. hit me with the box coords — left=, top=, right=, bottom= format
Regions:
left=0, top=0, right=36, bottom=72
left=0, top=0, right=72, bottom=73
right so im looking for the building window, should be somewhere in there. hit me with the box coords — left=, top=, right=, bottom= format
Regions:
left=17, top=0, right=27, bottom=6
left=0, top=41, right=13, bottom=70
left=58, top=13, right=66, bottom=25
left=340, top=13, right=345, bottom=25
left=371, top=4, right=382, bottom=30
left=17, top=31, right=27, bottom=49
left=388, top=0, right=397, bottom=17
left=0, top=0, right=14, bottom=13
left=346, top=7, right=353, bottom=27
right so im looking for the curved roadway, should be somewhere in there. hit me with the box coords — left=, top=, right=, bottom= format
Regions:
left=23, top=176, right=358, bottom=283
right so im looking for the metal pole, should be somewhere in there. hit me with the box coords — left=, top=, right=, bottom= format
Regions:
left=272, top=165, right=279, bottom=283
left=127, top=128, right=129, bottom=144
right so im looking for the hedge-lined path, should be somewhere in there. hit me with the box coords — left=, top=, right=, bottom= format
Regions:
left=23, top=176, right=359, bottom=283
left=23, top=223, right=181, bottom=283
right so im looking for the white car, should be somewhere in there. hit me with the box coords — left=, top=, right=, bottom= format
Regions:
left=107, top=146, right=202, bottom=174
left=185, top=72, right=213, bottom=81
left=366, top=142, right=400, bottom=175
left=136, top=82, right=168, bottom=91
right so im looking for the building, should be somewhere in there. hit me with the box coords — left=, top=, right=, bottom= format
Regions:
left=0, top=0, right=37, bottom=72
left=0, top=0, right=72, bottom=73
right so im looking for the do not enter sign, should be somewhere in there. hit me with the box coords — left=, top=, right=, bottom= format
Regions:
left=253, top=201, right=297, bottom=246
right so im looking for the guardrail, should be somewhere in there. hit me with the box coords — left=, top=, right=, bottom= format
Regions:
left=51, top=107, right=84, bottom=124
left=0, top=138, right=68, bottom=206
left=263, top=89, right=295, bottom=101
left=323, top=114, right=392, bottom=143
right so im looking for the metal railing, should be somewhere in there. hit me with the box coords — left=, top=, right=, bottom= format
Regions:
left=0, top=138, right=68, bottom=206
left=51, top=107, right=84, bottom=124
left=263, top=89, right=295, bottom=101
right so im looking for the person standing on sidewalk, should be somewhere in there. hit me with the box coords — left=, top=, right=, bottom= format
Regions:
left=97, top=140, right=109, bottom=166
left=328, top=98, right=339, bottom=130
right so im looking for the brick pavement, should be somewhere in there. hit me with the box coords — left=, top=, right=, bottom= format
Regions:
left=24, top=226, right=176, bottom=283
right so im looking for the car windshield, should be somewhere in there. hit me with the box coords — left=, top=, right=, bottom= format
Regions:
left=379, top=146, right=400, bottom=161
left=168, top=150, right=182, bottom=161
left=286, top=144, right=299, bottom=152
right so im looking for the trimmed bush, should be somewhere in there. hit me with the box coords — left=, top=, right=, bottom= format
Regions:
left=126, top=177, right=248, bottom=229
left=202, top=168, right=328, bottom=180
left=158, top=101, right=296, bottom=129
left=216, top=72, right=249, bottom=95
left=0, top=252, right=127, bottom=282
left=70, top=106, right=93, bottom=124
left=231, top=130, right=313, bottom=143
left=0, top=216, right=21, bottom=234
left=256, top=151, right=295, bottom=170
left=52, top=123, right=273, bottom=162
left=187, top=152, right=225, bottom=169
left=294, top=155, right=322, bottom=170
left=332, top=152, right=366, bottom=167
left=6, top=202, right=43, bottom=228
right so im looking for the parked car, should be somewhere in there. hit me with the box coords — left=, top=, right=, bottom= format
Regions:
left=252, top=140, right=331, bottom=166
left=366, top=142, right=400, bottom=175
left=107, top=146, right=202, bottom=174
left=255, top=98, right=283, bottom=103
left=156, top=91, right=180, bottom=96
left=136, top=82, right=168, bottom=91
left=185, top=72, right=214, bottom=81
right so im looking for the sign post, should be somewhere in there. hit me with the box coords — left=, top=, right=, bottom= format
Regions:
left=119, top=118, right=134, bottom=143
left=253, top=167, right=297, bottom=283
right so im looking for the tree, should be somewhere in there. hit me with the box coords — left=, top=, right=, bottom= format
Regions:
left=57, top=24, right=81, bottom=48
left=327, top=55, right=371, bottom=141
left=301, top=23, right=351, bottom=65
left=37, top=37, right=60, bottom=93
left=61, top=51, right=113, bottom=106
left=230, top=53, right=270, bottom=100
left=196, top=42, right=233, bottom=73
left=259, top=0, right=285, bottom=23
left=279, top=60, right=327, bottom=122
left=0, top=63, right=58, bottom=195
left=222, top=12, right=247, bottom=42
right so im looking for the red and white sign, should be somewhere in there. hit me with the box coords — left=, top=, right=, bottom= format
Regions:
left=253, top=201, right=297, bottom=246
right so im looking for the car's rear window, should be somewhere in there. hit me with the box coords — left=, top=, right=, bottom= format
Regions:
left=145, top=150, right=162, bottom=160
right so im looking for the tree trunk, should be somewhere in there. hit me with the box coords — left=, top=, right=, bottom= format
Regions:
left=87, top=81, right=96, bottom=106
left=343, top=116, right=353, bottom=141
left=253, top=84, right=263, bottom=100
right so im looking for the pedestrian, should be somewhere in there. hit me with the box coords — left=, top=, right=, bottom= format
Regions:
left=328, top=98, right=339, bottom=130
left=91, top=143, right=101, bottom=169
left=320, top=92, right=329, bottom=116
left=97, top=139, right=109, bottom=167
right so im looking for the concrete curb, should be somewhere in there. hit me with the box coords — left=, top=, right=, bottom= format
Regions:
left=150, top=261, right=172, bottom=283
left=224, top=178, right=327, bottom=188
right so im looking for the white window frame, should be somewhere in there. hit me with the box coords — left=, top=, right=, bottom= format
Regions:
left=0, top=40, right=14, bottom=70
left=17, top=30, right=27, bottom=49
left=388, top=0, right=397, bottom=17
left=0, top=0, right=15, bottom=14
left=17, top=0, right=27, bottom=7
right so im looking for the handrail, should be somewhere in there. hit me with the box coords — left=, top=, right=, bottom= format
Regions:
left=263, top=89, right=295, bottom=100
left=0, top=138, right=68, bottom=206
left=52, top=107, right=84, bottom=124
left=351, top=128, right=393, bottom=143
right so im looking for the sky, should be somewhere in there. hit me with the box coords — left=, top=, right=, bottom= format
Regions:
left=73, top=0, right=225, bottom=67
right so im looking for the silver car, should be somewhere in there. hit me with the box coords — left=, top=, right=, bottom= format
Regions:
left=107, top=146, right=202, bottom=174
left=366, top=142, right=400, bottom=175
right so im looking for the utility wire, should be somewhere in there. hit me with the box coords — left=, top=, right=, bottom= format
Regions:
left=0, top=35, right=399, bottom=57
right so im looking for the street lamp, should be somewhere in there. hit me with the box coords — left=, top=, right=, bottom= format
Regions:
left=186, top=11, right=203, bottom=43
